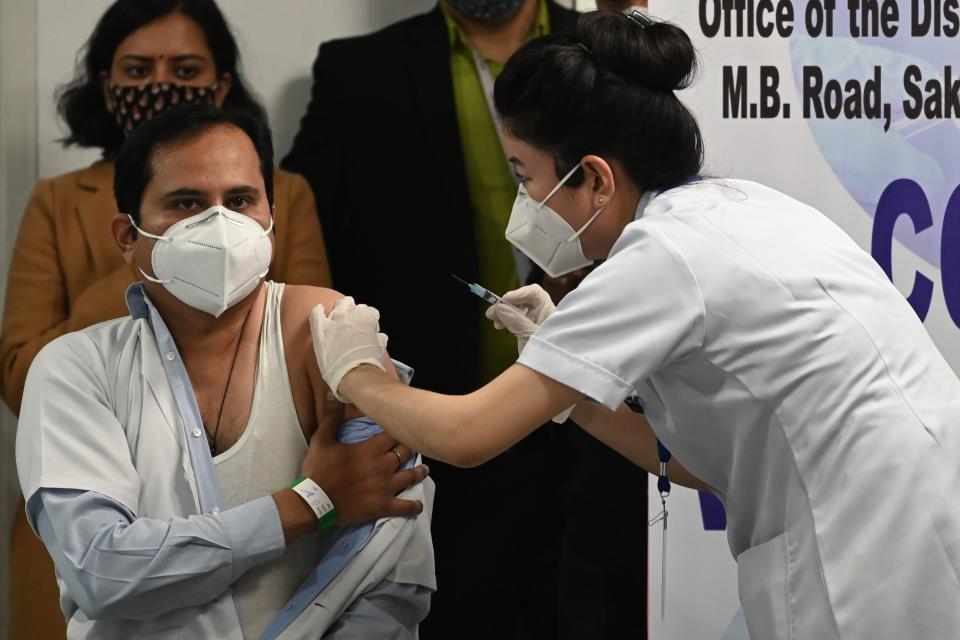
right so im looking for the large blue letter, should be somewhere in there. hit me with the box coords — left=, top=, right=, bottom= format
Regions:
left=699, top=491, right=726, bottom=531
left=871, top=179, right=934, bottom=320
left=941, top=185, right=960, bottom=328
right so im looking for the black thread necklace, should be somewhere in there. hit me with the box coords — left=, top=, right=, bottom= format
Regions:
left=206, top=310, right=250, bottom=455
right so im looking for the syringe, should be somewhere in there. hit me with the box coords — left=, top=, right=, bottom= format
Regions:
left=451, top=275, right=524, bottom=313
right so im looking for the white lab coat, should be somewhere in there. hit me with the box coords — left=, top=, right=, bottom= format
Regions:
left=518, top=179, right=960, bottom=639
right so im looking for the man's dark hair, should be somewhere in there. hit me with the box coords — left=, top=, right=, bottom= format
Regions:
left=114, top=104, right=274, bottom=222
left=57, top=0, right=267, bottom=158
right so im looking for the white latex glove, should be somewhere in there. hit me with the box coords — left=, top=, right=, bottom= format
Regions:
left=484, top=285, right=573, bottom=423
left=309, top=296, right=387, bottom=402
left=484, top=284, right=557, bottom=354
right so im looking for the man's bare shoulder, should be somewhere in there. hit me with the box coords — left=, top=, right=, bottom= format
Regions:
left=280, top=283, right=344, bottom=319
left=277, top=284, right=376, bottom=422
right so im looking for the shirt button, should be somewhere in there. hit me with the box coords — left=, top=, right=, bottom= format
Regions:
left=191, top=427, right=203, bottom=438
left=165, top=352, right=176, bottom=361
left=211, top=506, right=221, bottom=515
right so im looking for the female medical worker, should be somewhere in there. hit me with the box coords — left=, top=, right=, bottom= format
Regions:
left=311, top=10, right=960, bottom=640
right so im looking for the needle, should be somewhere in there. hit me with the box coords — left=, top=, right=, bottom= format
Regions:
left=450, top=274, right=523, bottom=312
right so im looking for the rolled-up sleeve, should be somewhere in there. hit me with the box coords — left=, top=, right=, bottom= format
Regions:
left=17, top=334, right=143, bottom=514
left=34, top=489, right=285, bottom=621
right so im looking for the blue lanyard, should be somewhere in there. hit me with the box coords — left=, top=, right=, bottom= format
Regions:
left=624, top=394, right=672, bottom=496
left=626, top=393, right=671, bottom=620
left=656, top=440, right=672, bottom=496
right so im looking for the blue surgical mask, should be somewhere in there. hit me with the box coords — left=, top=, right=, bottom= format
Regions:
left=446, top=0, right=525, bottom=22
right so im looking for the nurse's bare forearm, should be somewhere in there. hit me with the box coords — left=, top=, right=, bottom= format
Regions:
left=570, top=402, right=710, bottom=492
left=339, top=363, right=576, bottom=467
left=338, top=365, right=490, bottom=466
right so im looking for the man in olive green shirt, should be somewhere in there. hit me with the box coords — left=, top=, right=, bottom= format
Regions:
left=442, top=0, right=551, bottom=383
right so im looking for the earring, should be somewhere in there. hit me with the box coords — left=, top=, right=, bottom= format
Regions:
left=598, top=196, right=606, bottom=205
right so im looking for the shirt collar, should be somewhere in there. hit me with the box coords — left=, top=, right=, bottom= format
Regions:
left=633, top=191, right=656, bottom=221
left=125, top=282, right=151, bottom=319
left=125, top=282, right=168, bottom=323
left=634, top=177, right=703, bottom=220
left=442, top=0, right=551, bottom=53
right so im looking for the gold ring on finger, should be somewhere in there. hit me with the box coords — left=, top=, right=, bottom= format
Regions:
left=390, top=447, right=403, bottom=470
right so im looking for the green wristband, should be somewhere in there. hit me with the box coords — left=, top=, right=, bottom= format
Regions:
left=289, top=475, right=338, bottom=531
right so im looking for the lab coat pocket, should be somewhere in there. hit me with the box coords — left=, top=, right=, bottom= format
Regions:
left=736, top=531, right=794, bottom=640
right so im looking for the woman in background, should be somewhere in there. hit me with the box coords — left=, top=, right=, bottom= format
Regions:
left=2, top=2, right=330, bottom=637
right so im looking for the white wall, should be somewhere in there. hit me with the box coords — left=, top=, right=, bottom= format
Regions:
left=0, top=0, right=37, bottom=637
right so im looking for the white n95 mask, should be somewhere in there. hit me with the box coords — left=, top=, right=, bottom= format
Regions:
left=129, top=205, right=274, bottom=317
left=505, top=164, right=606, bottom=278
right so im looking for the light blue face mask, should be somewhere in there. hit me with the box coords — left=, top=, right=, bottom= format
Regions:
left=446, top=0, right=525, bottom=22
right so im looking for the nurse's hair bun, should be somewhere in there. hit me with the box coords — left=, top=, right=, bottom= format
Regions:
left=493, top=10, right=703, bottom=195
left=576, top=10, right=697, bottom=92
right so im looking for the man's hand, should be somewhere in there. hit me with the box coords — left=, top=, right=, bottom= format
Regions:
left=300, top=392, right=428, bottom=526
